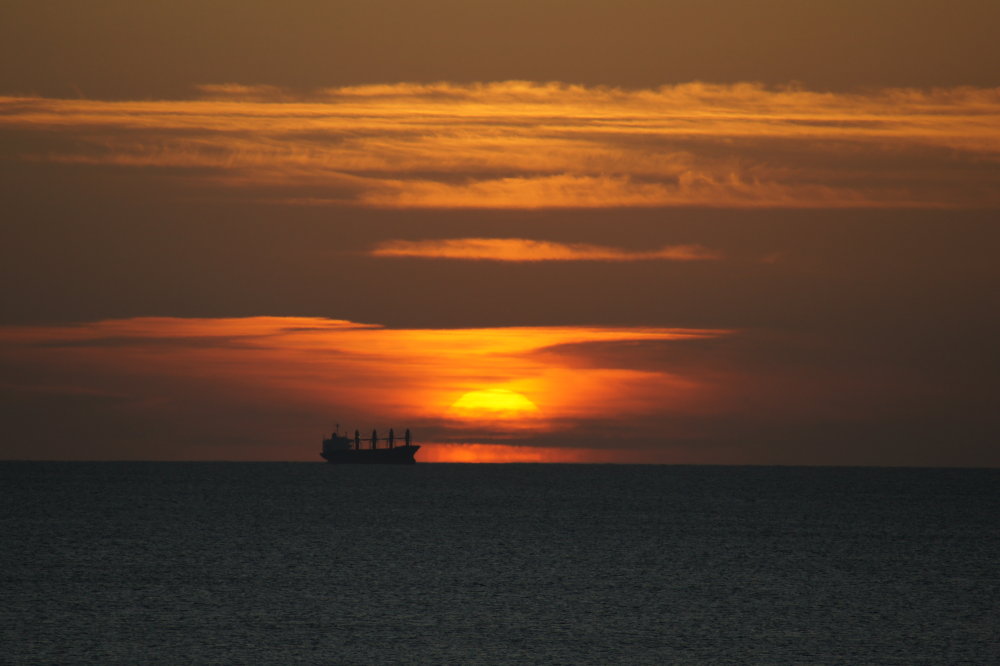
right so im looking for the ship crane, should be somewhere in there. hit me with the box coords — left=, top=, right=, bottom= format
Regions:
left=320, top=424, right=420, bottom=464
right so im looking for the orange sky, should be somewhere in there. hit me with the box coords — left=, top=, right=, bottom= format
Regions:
left=1, top=1, right=998, bottom=465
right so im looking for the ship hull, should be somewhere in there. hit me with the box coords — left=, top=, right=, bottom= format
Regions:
left=321, top=445, right=420, bottom=464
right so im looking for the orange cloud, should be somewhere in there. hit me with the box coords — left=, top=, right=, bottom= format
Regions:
left=370, top=238, right=721, bottom=261
left=4, top=316, right=995, bottom=465
left=0, top=317, right=727, bottom=460
left=2, top=82, right=998, bottom=208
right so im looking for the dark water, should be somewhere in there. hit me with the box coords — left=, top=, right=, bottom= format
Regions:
left=2, top=463, right=998, bottom=664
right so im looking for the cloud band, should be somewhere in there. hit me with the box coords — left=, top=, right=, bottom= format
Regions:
left=2, top=81, right=999, bottom=209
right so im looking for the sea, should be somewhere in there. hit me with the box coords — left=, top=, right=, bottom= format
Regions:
left=2, top=462, right=997, bottom=664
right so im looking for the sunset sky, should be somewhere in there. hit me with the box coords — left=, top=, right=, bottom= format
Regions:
left=2, top=0, right=998, bottom=464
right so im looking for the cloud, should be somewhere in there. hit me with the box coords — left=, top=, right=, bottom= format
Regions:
left=0, top=317, right=726, bottom=460
left=2, top=82, right=998, bottom=209
left=370, top=238, right=721, bottom=261
left=2, top=316, right=997, bottom=465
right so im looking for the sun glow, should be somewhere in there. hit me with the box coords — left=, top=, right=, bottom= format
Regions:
left=0, top=317, right=728, bottom=461
left=447, top=388, right=541, bottom=421
left=420, top=444, right=592, bottom=463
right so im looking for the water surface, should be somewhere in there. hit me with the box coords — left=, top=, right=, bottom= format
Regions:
left=3, top=463, right=997, bottom=663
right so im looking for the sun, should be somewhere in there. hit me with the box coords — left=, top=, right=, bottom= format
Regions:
left=447, top=388, right=541, bottom=421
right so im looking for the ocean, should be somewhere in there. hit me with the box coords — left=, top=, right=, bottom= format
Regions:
left=2, top=462, right=997, bottom=664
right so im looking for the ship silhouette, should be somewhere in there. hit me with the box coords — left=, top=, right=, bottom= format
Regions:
left=321, top=426, right=419, bottom=464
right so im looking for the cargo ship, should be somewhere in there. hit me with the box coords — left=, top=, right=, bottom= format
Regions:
left=321, top=427, right=419, bottom=464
